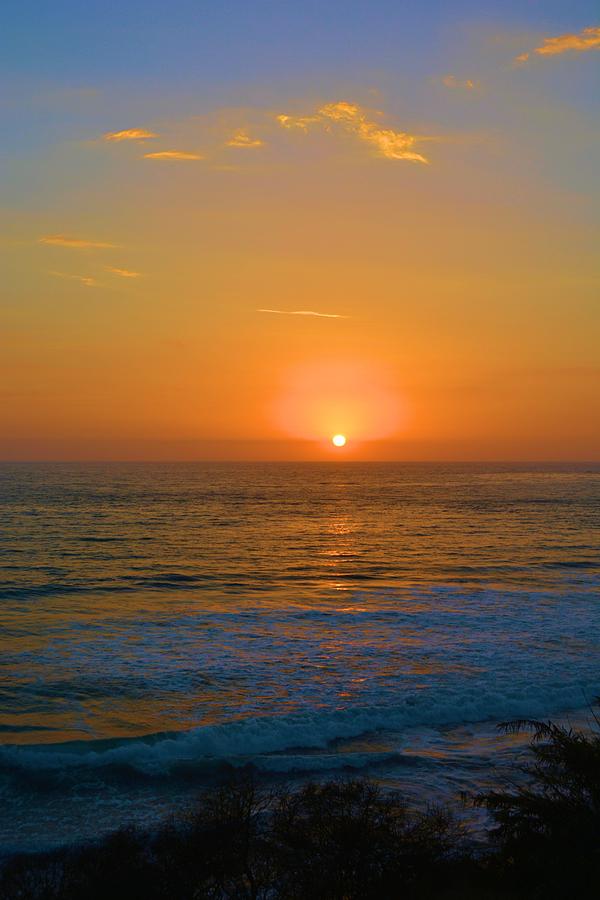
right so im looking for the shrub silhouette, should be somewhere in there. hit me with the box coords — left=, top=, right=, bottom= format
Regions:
left=0, top=778, right=466, bottom=900
left=3, top=713, right=600, bottom=900
left=476, top=709, right=600, bottom=897
left=170, top=773, right=275, bottom=899
left=270, top=780, right=463, bottom=899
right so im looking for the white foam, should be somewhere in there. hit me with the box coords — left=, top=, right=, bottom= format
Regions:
left=3, top=676, right=599, bottom=776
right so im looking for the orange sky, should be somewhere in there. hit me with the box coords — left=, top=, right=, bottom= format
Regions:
left=1, top=7, right=599, bottom=460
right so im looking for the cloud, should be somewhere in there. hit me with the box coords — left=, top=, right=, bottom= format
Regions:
left=143, top=150, right=203, bottom=160
left=39, top=234, right=116, bottom=249
left=104, top=128, right=158, bottom=142
left=50, top=271, right=97, bottom=288
left=226, top=129, right=264, bottom=148
left=106, top=266, right=141, bottom=278
left=516, top=25, right=600, bottom=63
left=441, top=74, right=477, bottom=90
left=277, top=113, right=321, bottom=132
left=257, top=308, right=348, bottom=319
left=277, top=101, right=429, bottom=163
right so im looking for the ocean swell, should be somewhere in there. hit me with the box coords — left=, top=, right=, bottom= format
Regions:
left=2, top=678, right=599, bottom=782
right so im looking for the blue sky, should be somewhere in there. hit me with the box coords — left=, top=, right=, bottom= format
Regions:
left=3, top=1, right=599, bottom=87
left=2, top=2, right=598, bottom=153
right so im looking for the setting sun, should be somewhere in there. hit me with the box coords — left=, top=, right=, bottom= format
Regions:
left=332, top=434, right=347, bottom=447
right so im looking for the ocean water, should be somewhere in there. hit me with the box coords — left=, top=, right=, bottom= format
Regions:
left=1, top=461, right=599, bottom=851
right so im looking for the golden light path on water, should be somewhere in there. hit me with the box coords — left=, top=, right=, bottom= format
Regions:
left=1, top=463, right=600, bottom=851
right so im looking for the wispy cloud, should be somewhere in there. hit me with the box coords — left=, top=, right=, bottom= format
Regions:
left=277, top=114, right=320, bottom=132
left=257, top=308, right=348, bottom=319
left=106, top=266, right=141, bottom=278
left=50, top=271, right=97, bottom=287
left=516, top=25, right=600, bottom=63
left=441, top=74, right=477, bottom=90
left=104, top=128, right=158, bottom=142
left=143, top=150, right=203, bottom=160
left=39, top=234, right=116, bottom=249
left=277, top=101, right=429, bottom=163
left=226, top=129, right=264, bottom=148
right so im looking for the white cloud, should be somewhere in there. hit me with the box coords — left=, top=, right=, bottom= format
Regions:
left=257, top=308, right=348, bottom=319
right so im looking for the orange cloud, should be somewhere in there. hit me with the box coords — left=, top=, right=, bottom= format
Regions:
left=50, top=271, right=97, bottom=287
left=516, top=25, right=600, bottom=63
left=39, top=234, right=116, bottom=249
left=278, top=101, right=429, bottom=163
left=257, top=308, right=348, bottom=319
left=226, top=129, right=264, bottom=148
left=442, top=74, right=477, bottom=90
left=104, top=128, right=158, bottom=142
left=143, top=150, right=203, bottom=161
left=277, top=113, right=320, bottom=131
left=106, top=266, right=141, bottom=278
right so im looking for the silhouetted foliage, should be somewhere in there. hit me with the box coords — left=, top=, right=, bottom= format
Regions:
left=0, top=777, right=470, bottom=900
left=270, top=780, right=464, bottom=898
left=475, top=707, right=600, bottom=898
left=3, top=711, right=600, bottom=900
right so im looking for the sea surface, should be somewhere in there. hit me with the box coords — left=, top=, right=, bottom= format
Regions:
left=1, top=462, right=599, bottom=851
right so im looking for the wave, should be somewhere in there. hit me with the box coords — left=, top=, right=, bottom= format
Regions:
left=2, top=679, right=598, bottom=783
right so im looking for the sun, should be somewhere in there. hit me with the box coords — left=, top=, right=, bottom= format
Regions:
left=332, top=434, right=347, bottom=447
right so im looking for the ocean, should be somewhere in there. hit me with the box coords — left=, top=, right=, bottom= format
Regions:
left=1, top=461, right=599, bottom=852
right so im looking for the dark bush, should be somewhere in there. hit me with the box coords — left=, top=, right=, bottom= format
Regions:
left=476, top=710, right=600, bottom=898
left=3, top=710, right=600, bottom=900
left=0, top=778, right=468, bottom=900
left=270, top=780, right=464, bottom=899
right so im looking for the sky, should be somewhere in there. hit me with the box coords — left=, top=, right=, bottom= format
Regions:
left=1, top=0, right=599, bottom=460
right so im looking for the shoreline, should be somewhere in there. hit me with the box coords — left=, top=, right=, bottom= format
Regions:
left=2, top=702, right=597, bottom=856
left=3, top=706, right=599, bottom=900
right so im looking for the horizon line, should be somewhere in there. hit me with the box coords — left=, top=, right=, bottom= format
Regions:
left=1, top=458, right=598, bottom=465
